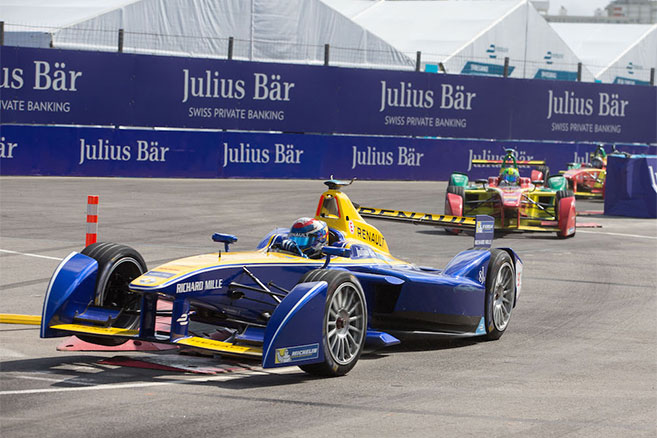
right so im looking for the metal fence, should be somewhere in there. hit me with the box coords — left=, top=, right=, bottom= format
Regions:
left=1, top=21, right=655, bottom=84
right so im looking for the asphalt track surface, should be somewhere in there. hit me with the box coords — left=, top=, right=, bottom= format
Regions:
left=1, top=177, right=656, bottom=438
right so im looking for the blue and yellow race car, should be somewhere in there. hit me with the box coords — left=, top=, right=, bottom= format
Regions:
left=41, top=180, right=522, bottom=377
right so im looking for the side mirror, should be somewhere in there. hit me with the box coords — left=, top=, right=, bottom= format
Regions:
left=322, top=246, right=351, bottom=258
left=321, top=246, right=351, bottom=268
left=212, top=233, right=238, bottom=252
left=475, top=178, right=488, bottom=185
left=531, top=179, right=544, bottom=185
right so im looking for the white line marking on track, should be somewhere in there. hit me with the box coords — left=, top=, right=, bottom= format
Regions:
left=0, top=249, right=63, bottom=261
left=0, top=368, right=299, bottom=395
left=0, top=347, right=27, bottom=358
left=577, top=230, right=657, bottom=240
left=11, top=375, right=96, bottom=386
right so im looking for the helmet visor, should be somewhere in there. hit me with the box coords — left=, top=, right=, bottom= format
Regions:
left=289, top=234, right=314, bottom=248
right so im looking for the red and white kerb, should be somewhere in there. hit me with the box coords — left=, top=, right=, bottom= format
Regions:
left=85, top=195, right=99, bottom=246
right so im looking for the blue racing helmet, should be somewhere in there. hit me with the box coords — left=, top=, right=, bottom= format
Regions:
left=288, top=217, right=328, bottom=258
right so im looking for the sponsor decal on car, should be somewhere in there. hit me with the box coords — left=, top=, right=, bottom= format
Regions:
left=275, top=343, right=320, bottom=364
left=515, top=259, right=523, bottom=298
left=176, top=313, right=189, bottom=326
left=355, top=226, right=384, bottom=247
left=176, top=278, right=223, bottom=294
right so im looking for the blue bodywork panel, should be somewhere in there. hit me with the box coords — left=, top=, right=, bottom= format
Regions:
left=41, top=252, right=98, bottom=338
left=365, top=330, right=401, bottom=347
left=262, top=281, right=328, bottom=368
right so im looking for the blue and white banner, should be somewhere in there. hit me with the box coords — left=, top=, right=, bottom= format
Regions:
left=1, top=46, right=655, bottom=144
left=2, top=125, right=655, bottom=180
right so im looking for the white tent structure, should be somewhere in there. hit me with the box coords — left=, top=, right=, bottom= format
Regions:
left=551, top=22, right=657, bottom=84
left=322, top=0, right=594, bottom=80
left=0, top=0, right=412, bottom=68
left=0, top=0, right=617, bottom=82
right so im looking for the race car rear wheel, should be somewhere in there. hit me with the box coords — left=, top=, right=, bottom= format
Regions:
left=79, top=242, right=147, bottom=345
left=483, top=250, right=515, bottom=341
left=297, top=269, right=367, bottom=377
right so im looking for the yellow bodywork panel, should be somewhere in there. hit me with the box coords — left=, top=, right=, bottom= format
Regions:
left=131, top=250, right=320, bottom=288
left=573, top=191, right=603, bottom=198
left=315, top=189, right=390, bottom=254
left=50, top=323, right=139, bottom=337
left=174, top=337, right=262, bottom=357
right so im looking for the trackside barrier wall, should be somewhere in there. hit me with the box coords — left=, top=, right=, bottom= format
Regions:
left=1, top=125, right=655, bottom=180
left=604, top=155, right=657, bottom=218
left=1, top=46, right=656, bottom=144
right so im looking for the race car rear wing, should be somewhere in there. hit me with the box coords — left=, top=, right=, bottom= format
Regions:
left=358, top=206, right=495, bottom=248
left=471, top=159, right=546, bottom=166
left=357, top=206, right=476, bottom=230
left=356, top=206, right=494, bottom=249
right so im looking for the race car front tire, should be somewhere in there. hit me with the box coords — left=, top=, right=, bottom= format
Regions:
left=483, top=250, right=516, bottom=341
left=79, top=242, right=147, bottom=345
left=555, top=190, right=576, bottom=238
left=297, top=269, right=367, bottom=377
left=445, top=185, right=465, bottom=235
left=531, top=165, right=550, bottom=184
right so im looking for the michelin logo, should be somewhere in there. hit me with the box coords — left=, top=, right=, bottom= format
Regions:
left=275, top=343, right=319, bottom=364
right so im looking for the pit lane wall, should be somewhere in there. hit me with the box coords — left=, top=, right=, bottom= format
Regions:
left=1, top=125, right=655, bottom=180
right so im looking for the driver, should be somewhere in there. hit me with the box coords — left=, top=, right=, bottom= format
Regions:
left=276, top=217, right=328, bottom=259
left=591, top=145, right=607, bottom=169
left=499, top=167, right=520, bottom=185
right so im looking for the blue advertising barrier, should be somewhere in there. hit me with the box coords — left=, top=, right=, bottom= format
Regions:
left=2, top=125, right=655, bottom=181
left=1, top=46, right=656, bottom=144
left=604, top=155, right=657, bottom=218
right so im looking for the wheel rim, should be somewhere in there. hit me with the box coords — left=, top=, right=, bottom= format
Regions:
left=97, top=257, right=144, bottom=310
left=492, top=261, right=514, bottom=331
left=326, top=282, right=365, bottom=366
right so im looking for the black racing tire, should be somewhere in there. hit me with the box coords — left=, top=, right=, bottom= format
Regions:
left=446, top=185, right=465, bottom=199
left=445, top=185, right=465, bottom=235
left=483, top=250, right=516, bottom=341
left=554, top=189, right=574, bottom=216
left=555, top=190, right=576, bottom=239
left=79, top=242, right=147, bottom=346
left=297, top=269, right=367, bottom=377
